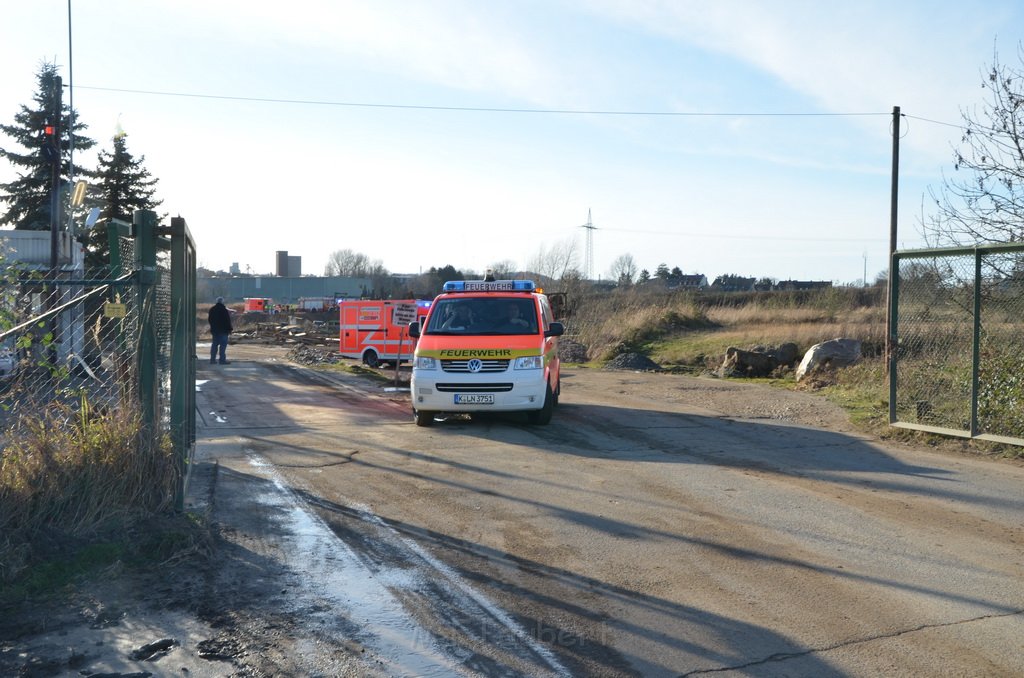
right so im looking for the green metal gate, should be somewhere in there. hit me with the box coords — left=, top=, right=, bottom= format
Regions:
left=890, top=242, right=1024, bottom=446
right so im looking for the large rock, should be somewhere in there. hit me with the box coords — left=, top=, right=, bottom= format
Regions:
left=719, top=347, right=775, bottom=377
left=718, top=342, right=799, bottom=378
left=796, top=338, right=862, bottom=381
left=769, top=342, right=800, bottom=366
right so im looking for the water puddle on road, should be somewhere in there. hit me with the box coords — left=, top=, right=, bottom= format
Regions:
left=246, top=455, right=468, bottom=676
left=244, top=455, right=568, bottom=677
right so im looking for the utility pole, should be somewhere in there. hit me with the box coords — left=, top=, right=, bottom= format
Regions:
left=885, top=105, right=900, bottom=372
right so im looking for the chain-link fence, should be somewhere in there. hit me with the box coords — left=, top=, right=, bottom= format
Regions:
left=890, top=243, right=1024, bottom=445
left=0, top=271, right=143, bottom=433
left=1, top=212, right=196, bottom=511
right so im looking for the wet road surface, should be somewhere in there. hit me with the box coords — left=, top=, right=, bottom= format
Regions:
left=194, top=349, right=1024, bottom=676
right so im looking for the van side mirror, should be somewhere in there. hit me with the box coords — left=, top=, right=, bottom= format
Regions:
left=545, top=322, right=564, bottom=338
left=408, top=321, right=420, bottom=338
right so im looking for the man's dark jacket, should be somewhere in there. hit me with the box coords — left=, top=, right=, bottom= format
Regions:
left=208, top=302, right=233, bottom=335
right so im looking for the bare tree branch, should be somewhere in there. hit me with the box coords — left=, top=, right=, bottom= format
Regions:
left=924, top=43, right=1024, bottom=247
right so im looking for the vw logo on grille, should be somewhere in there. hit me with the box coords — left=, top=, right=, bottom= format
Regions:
left=467, top=358, right=483, bottom=373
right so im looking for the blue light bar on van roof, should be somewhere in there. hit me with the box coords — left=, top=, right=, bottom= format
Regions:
left=443, top=280, right=536, bottom=293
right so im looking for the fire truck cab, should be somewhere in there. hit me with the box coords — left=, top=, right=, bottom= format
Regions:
left=409, top=279, right=564, bottom=426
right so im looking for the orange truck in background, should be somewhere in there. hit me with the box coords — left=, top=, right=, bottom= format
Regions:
left=243, top=297, right=272, bottom=313
left=338, top=299, right=430, bottom=367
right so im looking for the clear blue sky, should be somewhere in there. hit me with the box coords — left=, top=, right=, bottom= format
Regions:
left=3, top=1, right=1023, bottom=283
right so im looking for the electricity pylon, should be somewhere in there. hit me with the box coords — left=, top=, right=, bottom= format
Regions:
left=581, top=209, right=597, bottom=280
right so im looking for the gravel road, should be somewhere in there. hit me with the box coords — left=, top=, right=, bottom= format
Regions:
left=2, top=345, right=1022, bottom=677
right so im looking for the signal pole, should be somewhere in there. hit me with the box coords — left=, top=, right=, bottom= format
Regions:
left=49, top=75, right=63, bottom=271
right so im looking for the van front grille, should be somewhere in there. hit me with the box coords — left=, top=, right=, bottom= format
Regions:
left=435, top=383, right=514, bottom=393
left=441, top=359, right=509, bottom=373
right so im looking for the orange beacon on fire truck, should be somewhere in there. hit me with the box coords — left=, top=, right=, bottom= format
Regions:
left=408, top=279, right=564, bottom=427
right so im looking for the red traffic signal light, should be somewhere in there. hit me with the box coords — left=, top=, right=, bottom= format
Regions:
left=40, top=124, right=59, bottom=163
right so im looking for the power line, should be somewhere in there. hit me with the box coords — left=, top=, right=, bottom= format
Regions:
left=901, top=113, right=967, bottom=130
left=76, top=85, right=971, bottom=131
left=598, top=226, right=887, bottom=243
left=76, top=85, right=890, bottom=117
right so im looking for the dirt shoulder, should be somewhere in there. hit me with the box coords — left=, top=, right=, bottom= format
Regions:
left=580, top=367, right=859, bottom=432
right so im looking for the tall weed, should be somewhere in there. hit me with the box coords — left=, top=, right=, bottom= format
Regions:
left=0, top=398, right=176, bottom=583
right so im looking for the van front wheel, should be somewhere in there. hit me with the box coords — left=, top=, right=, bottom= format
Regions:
left=527, top=384, right=554, bottom=425
left=414, top=409, right=435, bottom=427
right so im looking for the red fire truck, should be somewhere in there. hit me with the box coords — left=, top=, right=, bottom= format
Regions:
left=243, top=297, right=272, bottom=313
left=338, top=299, right=431, bottom=367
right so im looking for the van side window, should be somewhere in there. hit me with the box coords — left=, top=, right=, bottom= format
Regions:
left=539, top=297, right=554, bottom=329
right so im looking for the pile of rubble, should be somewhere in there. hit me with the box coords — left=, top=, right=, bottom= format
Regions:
left=559, top=339, right=589, bottom=363
left=235, top=322, right=338, bottom=348
left=287, top=345, right=342, bottom=366
left=604, top=352, right=663, bottom=372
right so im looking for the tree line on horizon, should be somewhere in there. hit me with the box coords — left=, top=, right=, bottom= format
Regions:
left=9, top=46, right=1024, bottom=280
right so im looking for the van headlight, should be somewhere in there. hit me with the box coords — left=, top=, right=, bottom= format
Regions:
left=415, top=356, right=438, bottom=370
left=514, top=356, right=543, bottom=370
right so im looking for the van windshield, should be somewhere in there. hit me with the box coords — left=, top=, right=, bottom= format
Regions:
left=426, top=298, right=538, bottom=335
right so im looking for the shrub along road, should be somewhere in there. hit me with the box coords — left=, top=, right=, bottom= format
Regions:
left=2, top=344, right=1023, bottom=676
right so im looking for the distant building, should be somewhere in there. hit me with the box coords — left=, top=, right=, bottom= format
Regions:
left=199, top=275, right=370, bottom=305
left=710, top=275, right=756, bottom=292
left=275, top=250, right=302, bottom=277
left=229, top=262, right=240, bottom=275
left=774, top=280, right=833, bottom=291
left=390, top=272, right=418, bottom=289
left=0, top=229, right=86, bottom=365
left=674, top=274, right=708, bottom=290
left=0, top=230, right=82, bottom=273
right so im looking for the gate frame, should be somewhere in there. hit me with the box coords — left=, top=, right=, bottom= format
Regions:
left=889, top=241, right=1024, bottom=447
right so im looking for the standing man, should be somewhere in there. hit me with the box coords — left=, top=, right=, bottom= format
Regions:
left=208, top=296, right=233, bottom=365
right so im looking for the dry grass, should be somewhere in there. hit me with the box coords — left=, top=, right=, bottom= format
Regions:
left=568, top=286, right=886, bottom=366
left=705, top=302, right=884, bottom=326
left=566, top=288, right=712, bottom=361
left=0, top=397, right=177, bottom=584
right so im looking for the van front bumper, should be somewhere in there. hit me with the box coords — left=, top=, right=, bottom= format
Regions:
left=411, top=373, right=547, bottom=412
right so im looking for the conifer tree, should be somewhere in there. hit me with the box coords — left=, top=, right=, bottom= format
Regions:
left=82, top=129, right=162, bottom=269
left=0, top=62, right=94, bottom=230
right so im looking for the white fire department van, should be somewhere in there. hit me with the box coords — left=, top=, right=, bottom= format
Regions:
left=339, top=299, right=430, bottom=367
left=409, top=280, right=564, bottom=426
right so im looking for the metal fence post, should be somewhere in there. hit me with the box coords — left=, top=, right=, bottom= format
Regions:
left=168, top=216, right=196, bottom=510
left=106, top=219, right=131, bottom=278
left=134, top=210, right=159, bottom=438
left=970, top=248, right=982, bottom=437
